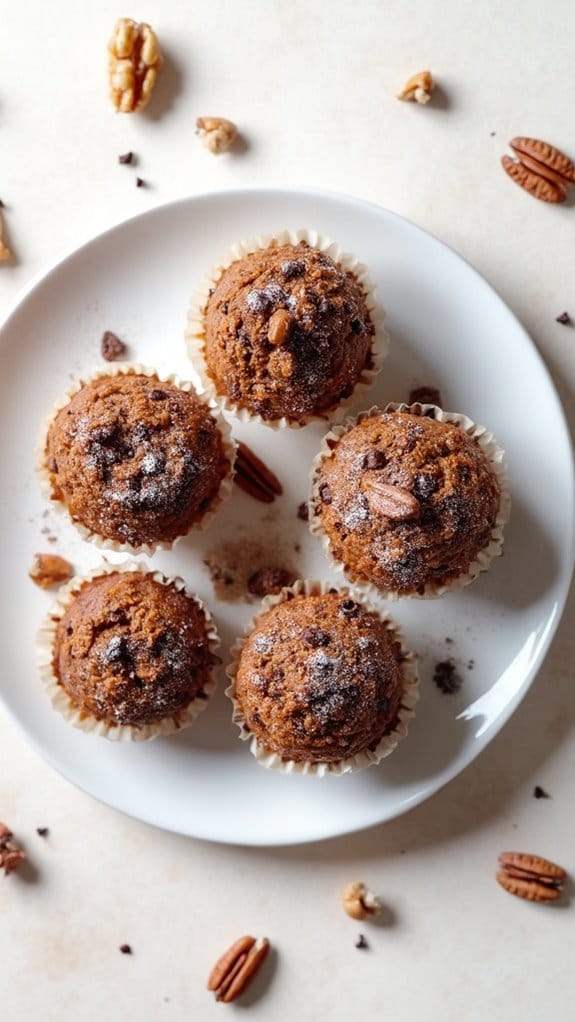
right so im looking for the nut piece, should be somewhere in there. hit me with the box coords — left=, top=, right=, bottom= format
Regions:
left=510, top=137, right=575, bottom=186
left=29, top=553, right=73, bottom=590
left=0, top=823, right=27, bottom=875
left=0, top=212, right=11, bottom=261
left=362, top=478, right=421, bottom=521
left=501, top=155, right=566, bottom=204
left=108, top=18, right=163, bottom=113
left=196, top=116, right=238, bottom=155
left=397, top=70, right=434, bottom=104
left=268, top=309, right=293, bottom=347
left=342, top=881, right=382, bottom=921
left=101, top=330, right=126, bottom=361
left=235, top=441, right=283, bottom=504
left=207, top=935, right=270, bottom=1003
left=497, top=851, right=566, bottom=903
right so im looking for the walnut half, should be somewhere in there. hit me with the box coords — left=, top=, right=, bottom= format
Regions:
left=108, top=18, right=163, bottom=113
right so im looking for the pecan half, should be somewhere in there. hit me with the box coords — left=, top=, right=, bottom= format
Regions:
left=235, top=442, right=283, bottom=504
left=502, top=137, right=575, bottom=204
left=108, top=18, right=163, bottom=113
left=362, top=477, right=421, bottom=521
left=497, top=851, right=566, bottom=902
left=207, top=935, right=270, bottom=1003
left=29, top=553, right=73, bottom=590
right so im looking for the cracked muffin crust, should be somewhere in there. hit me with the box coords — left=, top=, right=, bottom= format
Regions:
left=52, top=572, right=217, bottom=729
left=43, top=372, right=231, bottom=548
left=202, top=241, right=375, bottom=423
left=311, top=409, right=503, bottom=596
left=232, top=590, right=406, bottom=764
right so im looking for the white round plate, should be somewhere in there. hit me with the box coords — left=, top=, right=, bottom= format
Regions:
left=0, top=188, right=573, bottom=846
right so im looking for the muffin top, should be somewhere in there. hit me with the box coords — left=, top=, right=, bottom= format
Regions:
left=233, top=591, right=404, bottom=763
left=45, top=373, right=230, bottom=547
left=312, top=409, right=501, bottom=595
left=54, top=572, right=216, bottom=727
left=203, top=241, right=375, bottom=423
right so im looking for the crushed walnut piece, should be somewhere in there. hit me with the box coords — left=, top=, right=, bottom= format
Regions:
left=108, top=18, right=163, bottom=113
left=0, top=823, right=27, bottom=875
left=397, top=70, right=434, bottom=104
left=196, top=117, right=238, bottom=154
left=29, top=553, right=73, bottom=590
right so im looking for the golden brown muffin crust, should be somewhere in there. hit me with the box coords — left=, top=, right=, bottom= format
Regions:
left=204, top=242, right=374, bottom=422
left=234, top=592, right=404, bottom=763
left=314, top=411, right=501, bottom=594
left=45, top=374, right=229, bottom=546
left=54, top=573, right=215, bottom=727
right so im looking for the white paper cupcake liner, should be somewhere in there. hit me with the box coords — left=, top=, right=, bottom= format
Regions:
left=186, top=228, right=388, bottom=430
left=37, top=561, right=220, bottom=742
left=36, top=363, right=236, bottom=556
left=225, top=578, right=419, bottom=776
left=309, top=402, right=511, bottom=600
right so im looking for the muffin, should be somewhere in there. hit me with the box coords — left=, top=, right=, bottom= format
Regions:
left=38, top=567, right=219, bottom=740
left=310, top=404, right=509, bottom=598
left=227, top=581, right=418, bottom=775
left=40, top=368, right=233, bottom=551
left=188, top=231, right=385, bottom=426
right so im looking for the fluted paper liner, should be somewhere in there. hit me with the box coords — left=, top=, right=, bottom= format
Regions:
left=225, top=579, right=419, bottom=776
left=36, top=363, right=236, bottom=556
left=309, top=402, right=511, bottom=600
left=186, top=229, right=388, bottom=429
left=37, top=561, right=220, bottom=742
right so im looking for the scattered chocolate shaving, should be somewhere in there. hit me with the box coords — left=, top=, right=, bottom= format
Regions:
left=534, top=786, right=551, bottom=799
left=355, top=934, right=369, bottom=950
left=118, top=151, right=134, bottom=165
left=101, top=330, right=126, bottom=361
left=433, top=659, right=462, bottom=695
left=556, top=311, right=571, bottom=325
left=297, top=502, right=309, bottom=522
left=247, top=567, right=294, bottom=598
left=119, top=944, right=133, bottom=955
left=36, top=827, right=49, bottom=838
left=136, top=177, right=145, bottom=188
left=409, top=385, right=443, bottom=407
left=0, top=823, right=27, bottom=875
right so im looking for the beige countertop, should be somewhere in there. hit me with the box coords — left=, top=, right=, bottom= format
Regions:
left=1, top=2, right=574, bottom=1019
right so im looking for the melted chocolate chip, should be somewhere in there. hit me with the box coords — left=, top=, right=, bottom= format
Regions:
left=281, top=258, right=306, bottom=279
left=149, top=389, right=167, bottom=401
left=301, top=627, right=330, bottom=648
left=413, top=473, right=439, bottom=499
left=319, top=483, right=332, bottom=504
left=350, top=319, right=362, bottom=334
left=340, top=599, right=359, bottom=618
left=48, top=456, right=58, bottom=473
left=363, top=449, right=387, bottom=470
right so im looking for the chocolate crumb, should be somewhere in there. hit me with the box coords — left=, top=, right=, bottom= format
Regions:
left=490, top=131, right=496, bottom=137
left=355, top=934, right=369, bottom=950
left=119, top=944, right=133, bottom=955
left=363, top=449, right=387, bottom=470
left=319, top=483, right=332, bottom=504
left=445, top=637, right=454, bottom=645
left=556, top=311, right=571, bottom=325
left=433, top=659, right=462, bottom=695
left=534, top=785, right=551, bottom=799
left=136, top=177, right=145, bottom=188
left=101, top=330, right=126, bottom=362
left=409, top=385, right=443, bottom=407
left=118, top=151, right=134, bottom=165
left=0, top=824, right=26, bottom=875
left=247, top=567, right=294, bottom=598
left=36, top=827, right=49, bottom=838
left=297, top=502, right=309, bottom=522
left=467, top=659, right=475, bottom=670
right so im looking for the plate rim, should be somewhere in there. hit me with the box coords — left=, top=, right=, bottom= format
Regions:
left=1, top=185, right=573, bottom=846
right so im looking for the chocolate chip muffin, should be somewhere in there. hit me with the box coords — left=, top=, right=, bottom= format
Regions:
left=42, top=371, right=232, bottom=549
left=311, top=406, right=507, bottom=597
left=45, top=570, right=218, bottom=737
left=199, top=240, right=377, bottom=424
left=228, top=586, right=417, bottom=771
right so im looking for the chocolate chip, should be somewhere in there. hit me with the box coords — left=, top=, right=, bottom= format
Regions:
left=301, top=627, right=330, bottom=648
left=350, top=319, right=362, bottom=334
left=48, top=456, right=58, bottom=473
left=281, top=258, right=306, bottom=279
left=534, top=785, right=551, bottom=799
left=247, top=568, right=294, bottom=598
left=118, top=151, right=134, bottom=165
left=100, top=330, right=126, bottom=362
left=413, top=473, right=439, bottom=500
left=433, top=659, right=462, bottom=695
left=363, top=449, right=387, bottom=470
left=340, top=599, right=359, bottom=619
left=119, top=944, right=132, bottom=955
left=408, top=385, right=443, bottom=407
left=136, top=177, right=145, bottom=188
left=355, top=934, right=369, bottom=950
left=149, top=389, right=167, bottom=401
left=319, top=483, right=332, bottom=504
left=36, top=827, right=49, bottom=838
left=297, top=502, right=309, bottom=521
left=556, top=311, right=571, bottom=325
left=220, top=301, right=229, bottom=315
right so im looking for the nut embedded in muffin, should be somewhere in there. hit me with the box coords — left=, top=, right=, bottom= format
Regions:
left=311, top=407, right=506, bottom=596
left=201, top=241, right=376, bottom=424
left=42, top=371, right=232, bottom=549
left=229, top=588, right=416, bottom=770
left=45, top=571, right=218, bottom=737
